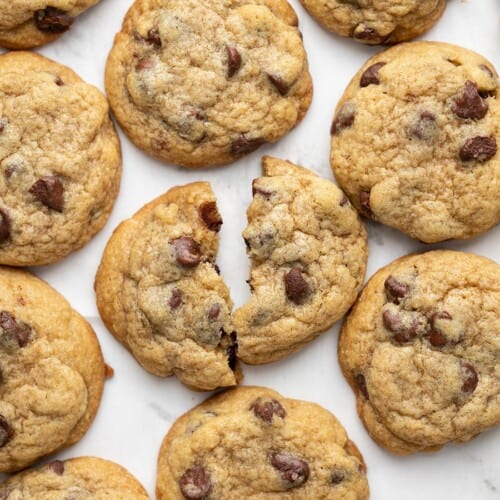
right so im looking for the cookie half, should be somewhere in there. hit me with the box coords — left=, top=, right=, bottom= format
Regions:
left=330, top=41, right=499, bottom=243
left=95, top=182, right=240, bottom=391
left=234, top=156, right=368, bottom=364
left=0, top=456, right=149, bottom=499
left=0, top=0, right=101, bottom=49
left=338, top=250, right=500, bottom=454
left=156, top=386, right=369, bottom=499
left=0, top=267, right=105, bottom=472
left=0, top=51, right=121, bottom=266
left=299, top=0, right=446, bottom=45
left=105, top=0, right=312, bottom=168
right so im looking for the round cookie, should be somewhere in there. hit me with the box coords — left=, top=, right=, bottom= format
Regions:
left=0, top=0, right=101, bottom=49
left=95, top=182, right=240, bottom=391
left=329, top=41, right=500, bottom=243
left=0, top=267, right=105, bottom=473
left=0, top=51, right=121, bottom=266
left=156, top=386, right=369, bottom=499
left=338, top=250, right=500, bottom=455
left=299, top=0, right=446, bottom=45
left=0, top=457, right=149, bottom=499
left=234, top=156, right=368, bottom=364
left=105, top=0, right=312, bottom=168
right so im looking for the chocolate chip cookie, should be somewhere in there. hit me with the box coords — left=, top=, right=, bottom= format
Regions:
left=0, top=456, right=149, bottom=498
left=0, top=267, right=105, bottom=472
left=299, top=0, right=446, bottom=45
left=330, top=41, right=499, bottom=243
left=156, top=386, right=369, bottom=499
left=0, top=51, right=121, bottom=266
left=234, top=156, right=368, bottom=364
left=105, top=0, right=312, bottom=168
left=95, top=182, right=240, bottom=391
left=338, top=250, right=500, bottom=455
left=0, top=1, right=101, bottom=49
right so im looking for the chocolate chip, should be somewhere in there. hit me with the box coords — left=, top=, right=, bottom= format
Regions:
left=270, top=452, right=309, bottom=489
left=0, top=123, right=4, bottom=133
left=353, top=25, right=383, bottom=43
left=213, top=263, right=221, bottom=275
left=451, top=81, right=488, bottom=120
left=226, top=46, right=242, bottom=78
left=284, top=267, right=310, bottom=304
left=384, top=275, right=409, bottom=303
left=199, top=201, right=222, bottom=232
left=179, top=465, right=212, bottom=499
left=0, top=209, right=11, bottom=244
left=355, top=374, right=369, bottom=400
left=104, top=363, right=114, bottom=378
left=55, top=76, right=64, bottom=86
left=382, top=309, right=417, bottom=343
left=34, top=7, right=73, bottom=33
left=169, top=288, right=182, bottom=309
left=227, top=332, right=238, bottom=370
left=136, top=58, right=154, bottom=71
left=231, top=135, right=266, bottom=155
left=0, top=414, right=13, bottom=448
left=267, top=73, right=290, bottom=96
left=207, top=304, right=220, bottom=320
left=331, top=102, right=355, bottom=135
left=250, top=398, right=286, bottom=424
left=359, top=191, right=372, bottom=216
left=360, top=62, right=386, bottom=87
left=340, top=194, right=348, bottom=206
left=428, top=311, right=452, bottom=347
left=479, top=64, right=495, bottom=79
left=146, top=28, right=161, bottom=47
left=409, top=111, right=437, bottom=141
left=460, top=361, right=478, bottom=394
left=251, top=179, right=273, bottom=198
left=331, top=468, right=346, bottom=485
left=172, top=237, right=202, bottom=267
left=459, top=136, right=497, bottom=162
left=48, top=460, right=65, bottom=475
left=0, top=311, right=32, bottom=347
left=29, top=176, right=64, bottom=212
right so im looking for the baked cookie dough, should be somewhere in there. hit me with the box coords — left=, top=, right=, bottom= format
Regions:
left=234, top=156, right=367, bottom=364
left=105, top=0, right=312, bottom=168
left=330, top=41, right=499, bottom=243
left=299, top=0, right=446, bottom=45
left=95, top=182, right=240, bottom=391
left=0, top=456, right=149, bottom=499
left=0, top=51, right=121, bottom=267
left=156, top=386, right=369, bottom=499
left=0, top=0, right=101, bottom=49
left=338, top=250, right=500, bottom=455
left=0, top=267, right=105, bottom=473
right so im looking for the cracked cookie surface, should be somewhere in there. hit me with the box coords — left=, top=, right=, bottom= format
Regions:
left=0, top=0, right=100, bottom=49
left=105, top=0, right=312, bottom=168
left=95, top=182, right=240, bottom=391
left=156, top=386, right=369, bottom=499
left=0, top=456, right=149, bottom=499
left=0, top=51, right=121, bottom=266
left=234, top=156, right=367, bottom=365
left=338, top=250, right=500, bottom=454
left=0, top=267, right=105, bottom=473
left=299, top=0, right=446, bottom=45
left=330, top=41, right=500, bottom=243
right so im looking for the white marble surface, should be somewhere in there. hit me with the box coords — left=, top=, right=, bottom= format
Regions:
left=1, top=0, right=499, bottom=498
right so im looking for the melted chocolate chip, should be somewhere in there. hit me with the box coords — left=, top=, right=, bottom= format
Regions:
left=459, top=136, right=497, bottom=162
left=451, top=81, right=488, bottom=120
left=226, top=46, right=242, bottom=78
left=179, top=465, right=212, bottom=499
left=267, top=73, right=290, bottom=96
left=227, top=332, right=238, bottom=370
left=355, top=374, right=369, bottom=400
left=231, top=135, right=266, bottom=155
left=271, top=453, right=309, bottom=488
left=284, top=267, right=310, bottom=304
left=384, top=275, right=409, bottom=303
left=0, top=123, right=4, bottom=133
left=172, top=237, right=202, bottom=267
left=428, top=311, right=452, bottom=347
left=331, top=468, right=346, bottom=485
left=48, top=460, right=65, bottom=475
left=55, top=76, right=64, bottom=86
left=213, top=263, right=221, bottom=275
left=460, top=361, right=478, bottom=394
left=0, top=209, right=11, bottom=244
left=359, top=191, right=372, bottom=216
left=479, top=64, right=495, bottom=79
left=207, top=304, right=220, bottom=320
left=251, top=179, right=273, bottom=198
left=250, top=398, right=286, bottom=424
left=331, top=102, right=355, bottom=135
left=360, top=62, right=386, bottom=87
left=34, top=7, right=73, bottom=33
left=146, top=28, right=161, bottom=47
left=353, top=25, right=383, bottom=43
left=409, top=111, right=437, bottom=141
left=382, top=309, right=417, bottom=343
left=29, top=176, right=64, bottom=212
left=199, top=201, right=222, bottom=232
left=136, top=58, right=154, bottom=71
left=0, top=414, right=13, bottom=448
left=169, top=288, right=182, bottom=309
left=0, top=311, right=32, bottom=347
